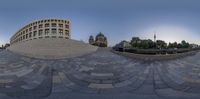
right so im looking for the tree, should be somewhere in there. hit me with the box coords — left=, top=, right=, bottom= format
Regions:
left=168, top=42, right=173, bottom=48
left=156, top=40, right=167, bottom=49
left=181, top=40, right=190, bottom=48
left=172, top=42, right=178, bottom=48
left=138, top=39, right=155, bottom=49
left=127, top=36, right=191, bottom=50
left=130, top=37, right=141, bottom=48
left=147, top=39, right=155, bottom=48
left=177, top=43, right=182, bottom=48
left=140, top=40, right=149, bottom=49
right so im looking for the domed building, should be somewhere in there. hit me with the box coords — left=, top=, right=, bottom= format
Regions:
left=89, top=35, right=95, bottom=45
left=89, top=32, right=107, bottom=47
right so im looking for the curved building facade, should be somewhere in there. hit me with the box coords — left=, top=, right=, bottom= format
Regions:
left=10, top=18, right=70, bottom=45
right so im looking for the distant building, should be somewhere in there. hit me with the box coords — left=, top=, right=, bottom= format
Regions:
left=89, top=32, right=108, bottom=47
left=89, top=35, right=95, bottom=45
left=4, top=43, right=10, bottom=49
left=10, top=18, right=71, bottom=45
left=95, top=32, right=107, bottom=47
left=113, top=40, right=131, bottom=51
left=115, top=40, right=131, bottom=48
left=190, top=44, right=199, bottom=48
left=1, top=43, right=10, bottom=49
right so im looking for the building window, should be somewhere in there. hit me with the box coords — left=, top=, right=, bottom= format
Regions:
left=39, top=24, right=43, bottom=28
left=65, top=30, right=69, bottom=35
left=26, top=34, right=28, bottom=39
left=29, top=27, right=32, bottom=31
left=45, top=29, right=50, bottom=35
left=23, top=35, right=25, bottom=39
left=65, top=25, right=69, bottom=28
left=39, top=30, right=43, bottom=36
left=52, top=29, right=57, bottom=34
left=45, top=23, right=50, bottom=27
left=59, top=24, right=63, bottom=27
left=51, top=23, right=56, bottom=27
left=33, top=26, right=37, bottom=30
left=59, top=29, right=63, bottom=35
left=26, top=29, right=28, bottom=33
left=33, top=31, right=37, bottom=37
left=29, top=32, right=32, bottom=38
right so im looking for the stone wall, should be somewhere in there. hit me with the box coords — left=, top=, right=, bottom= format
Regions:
left=8, top=38, right=98, bottom=59
left=111, top=50, right=198, bottom=61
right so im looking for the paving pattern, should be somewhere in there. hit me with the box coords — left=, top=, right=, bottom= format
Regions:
left=0, top=48, right=200, bottom=99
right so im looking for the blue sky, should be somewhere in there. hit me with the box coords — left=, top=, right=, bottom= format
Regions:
left=0, top=0, right=200, bottom=46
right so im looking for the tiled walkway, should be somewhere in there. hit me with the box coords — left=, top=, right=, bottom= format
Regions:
left=0, top=49, right=200, bottom=99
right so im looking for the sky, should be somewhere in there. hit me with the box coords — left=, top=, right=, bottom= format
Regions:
left=0, top=0, right=200, bottom=46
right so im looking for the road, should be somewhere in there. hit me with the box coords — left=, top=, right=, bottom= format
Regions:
left=0, top=48, right=200, bottom=99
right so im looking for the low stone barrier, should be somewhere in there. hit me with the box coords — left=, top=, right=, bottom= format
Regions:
left=111, top=50, right=198, bottom=61
left=7, top=38, right=98, bottom=59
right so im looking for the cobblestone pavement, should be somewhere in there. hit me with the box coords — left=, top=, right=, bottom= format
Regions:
left=0, top=48, right=200, bottom=99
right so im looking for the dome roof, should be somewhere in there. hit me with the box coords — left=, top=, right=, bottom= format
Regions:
left=96, top=32, right=105, bottom=37
left=89, top=35, right=94, bottom=39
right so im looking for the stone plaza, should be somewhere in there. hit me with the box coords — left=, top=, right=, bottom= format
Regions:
left=0, top=48, right=200, bottom=99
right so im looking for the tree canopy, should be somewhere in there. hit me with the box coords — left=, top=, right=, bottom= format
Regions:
left=118, top=37, right=192, bottom=49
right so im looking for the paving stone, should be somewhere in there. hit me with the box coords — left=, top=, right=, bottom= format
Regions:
left=16, top=69, right=33, bottom=77
left=88, top=83, right=114, bottom=89
left=0, top=79, right=13, bottom=84
left=114, top=80, right=132, bottom=87
left=0, top=48, right=200, bottom=99
left=91, top=73, right=114, bottom=77
left=156, top=88, right=200, bottom=99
